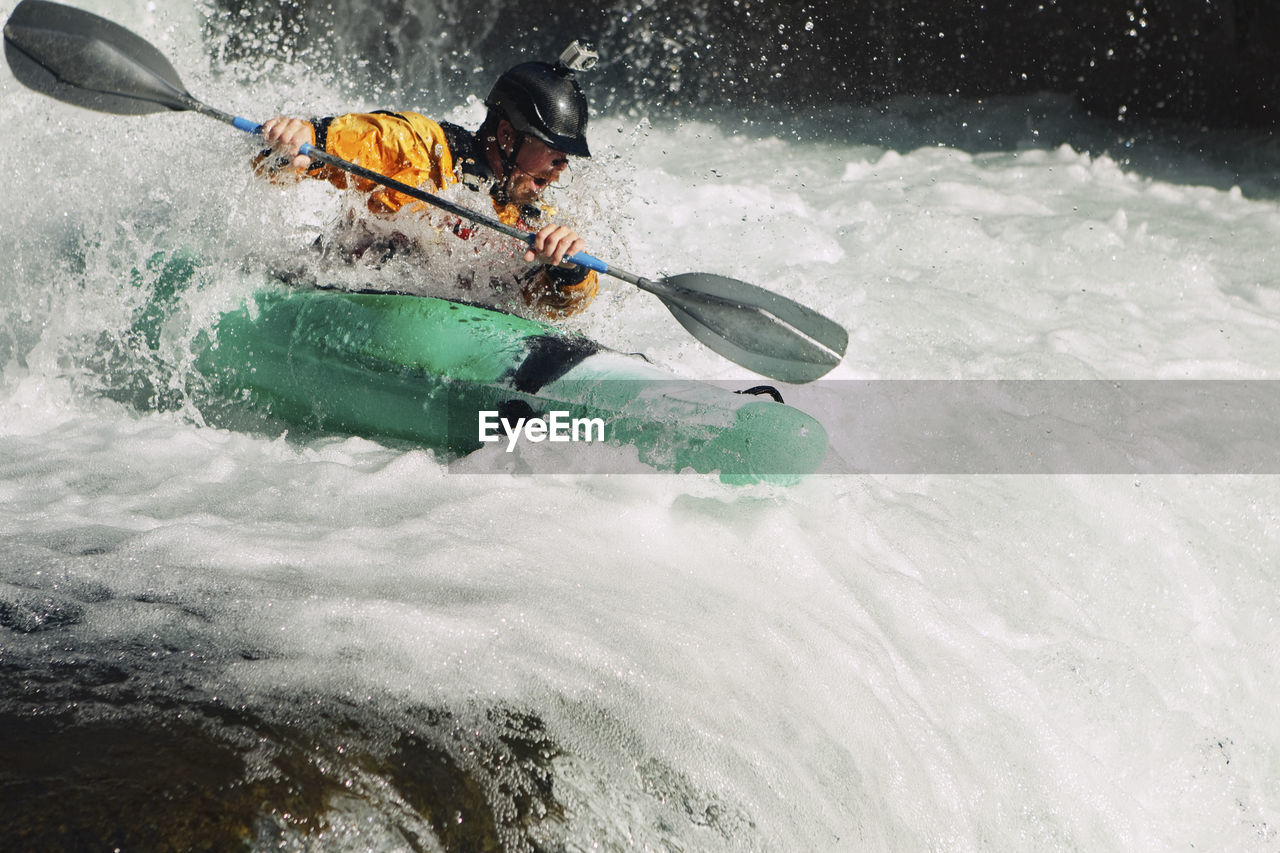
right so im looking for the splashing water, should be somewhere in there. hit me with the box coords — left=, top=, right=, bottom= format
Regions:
left=2, top=1, right=1279, bottom=850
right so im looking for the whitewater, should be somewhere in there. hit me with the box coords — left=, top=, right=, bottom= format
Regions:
left=2, top=2, right=1278, bottom=850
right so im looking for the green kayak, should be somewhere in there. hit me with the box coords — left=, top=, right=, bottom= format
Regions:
left=133, top=255, right=829, bottom=483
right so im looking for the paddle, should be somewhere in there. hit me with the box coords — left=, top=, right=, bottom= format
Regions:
left=4, top=0, right=849, bottom=383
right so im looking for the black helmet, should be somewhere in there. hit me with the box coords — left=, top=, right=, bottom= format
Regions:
left=485, top=61, right=591, bottom=158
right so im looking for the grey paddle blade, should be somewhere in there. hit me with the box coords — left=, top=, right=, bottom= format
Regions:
left=644, top=273, right=848, bottom=383
left=4, top=0, right=194, bottom=114
left=664, top=301, right=841, bottom=383
left=664, top=273, right=849, bottom=357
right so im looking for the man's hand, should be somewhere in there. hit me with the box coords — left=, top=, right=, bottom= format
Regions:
left=525, top=224, right=585, bottom=267
left=260, top=116, right=316, bottom=170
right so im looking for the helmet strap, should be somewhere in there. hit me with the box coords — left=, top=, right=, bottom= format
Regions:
left=492, top=129, right=528, bottom=205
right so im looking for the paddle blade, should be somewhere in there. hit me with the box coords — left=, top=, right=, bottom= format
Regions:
left=4, top=0, right=194, bottom=114
left=649, top=273, right=848, bottom=383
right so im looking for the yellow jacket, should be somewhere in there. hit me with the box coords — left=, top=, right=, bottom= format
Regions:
left=303, top=111, right=598, bottom=319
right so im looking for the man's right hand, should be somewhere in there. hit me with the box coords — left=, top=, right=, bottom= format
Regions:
left=260, top=117, right=316, bottom=170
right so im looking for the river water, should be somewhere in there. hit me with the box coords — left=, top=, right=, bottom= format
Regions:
left=2, top=2, right=1279, bottom=851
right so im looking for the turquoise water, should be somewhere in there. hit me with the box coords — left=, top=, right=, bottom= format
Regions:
left=2, top=2, right=1279, bottom=850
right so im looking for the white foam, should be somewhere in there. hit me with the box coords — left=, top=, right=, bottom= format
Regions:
left=3, top=8, right=1280, bottom=847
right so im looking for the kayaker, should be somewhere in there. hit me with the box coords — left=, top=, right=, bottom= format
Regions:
left=257, top=42, right=600, bottom=319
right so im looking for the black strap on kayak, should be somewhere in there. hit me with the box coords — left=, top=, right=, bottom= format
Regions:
left=507, top=334, right=600, bottom=394
left=735, top=384, right=785, bottom=404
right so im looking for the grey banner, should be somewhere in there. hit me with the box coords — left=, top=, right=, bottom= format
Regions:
left=446, top=380, right=1280, bottom=475
left=823, top=380, right=1280, bottom=474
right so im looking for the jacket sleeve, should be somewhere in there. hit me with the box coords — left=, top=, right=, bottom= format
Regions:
left=521, top=265, right=600, bottom=319
left=306, top=112, right=455, bottom=214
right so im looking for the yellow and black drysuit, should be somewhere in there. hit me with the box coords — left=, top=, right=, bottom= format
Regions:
left=289, top=110, right=598, bottom=319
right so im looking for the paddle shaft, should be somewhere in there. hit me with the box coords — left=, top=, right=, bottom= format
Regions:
left=225, top=114, right=830, bottom=340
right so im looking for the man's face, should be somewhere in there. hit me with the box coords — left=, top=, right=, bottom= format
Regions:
left=504, top=130, right=570, bottom=205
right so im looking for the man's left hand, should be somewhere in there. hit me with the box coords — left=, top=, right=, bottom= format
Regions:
left=525, top=224, right=585, bottom=267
